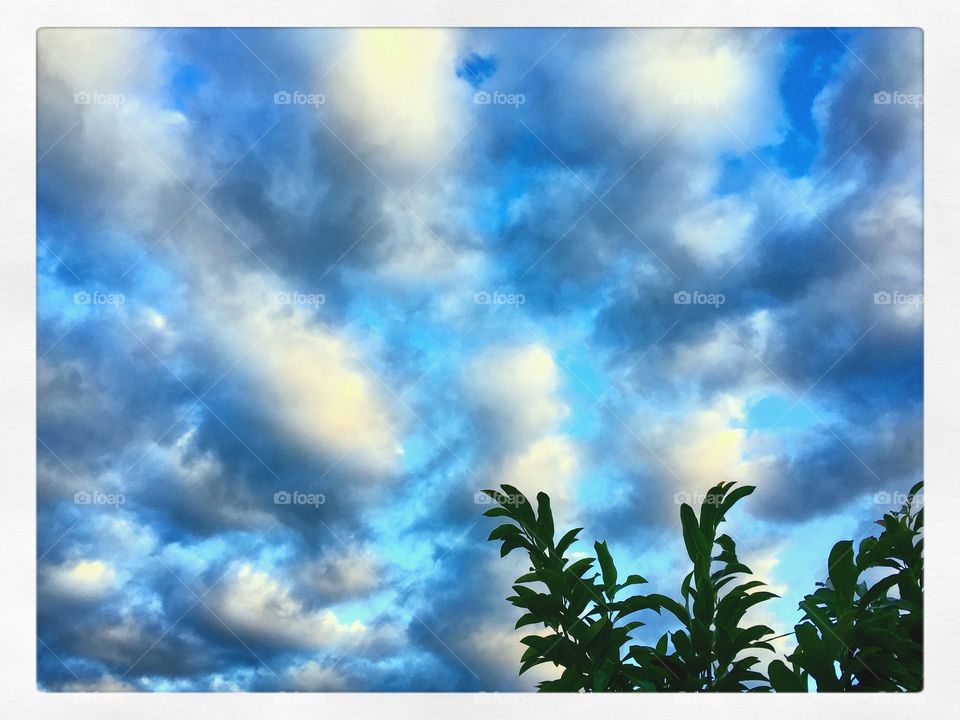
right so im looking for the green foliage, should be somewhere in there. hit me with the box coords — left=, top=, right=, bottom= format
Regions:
left=481, top=481, right=778, bottom=691
left=479, top=485, right=643, bottom=691
left=482, top=480, right=924, bottom=693
left=770, top=481, right=924, bottom=692
left=626, top=483, right=778, bottom=691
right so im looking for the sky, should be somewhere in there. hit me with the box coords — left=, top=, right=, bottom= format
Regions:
left=36, top=27, right=923, bottom=692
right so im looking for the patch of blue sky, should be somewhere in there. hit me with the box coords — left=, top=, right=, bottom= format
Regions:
left=575, top=468, right=626, bottom=517
left=37, top=264, right=85, bottom=325
left=395, top=431, right=436, bottom=476
left=739, top=392, right=823, bottom=433
left=160, top=534, right=236, bottom=568
left=714, top=29, right=847, bottom=196
left=772, top=29, right=849, bottom=177
left=167, top=60, right=208, bottom=113
left=471, top=162, right=532, bottom=239
left=757, top=509, right=866, bottom=630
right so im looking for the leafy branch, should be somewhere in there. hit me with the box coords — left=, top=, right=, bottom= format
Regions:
left=482, top=480, right=924, bottom=693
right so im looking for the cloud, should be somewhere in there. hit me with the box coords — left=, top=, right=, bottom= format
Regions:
left=41, top=559, right=118, bottom=601
left=465, top=343, right=570, bottom=450
left=208, top=564, right=366, bottom=651
left=326, top=29, right=469, bottom=168
left=59, top=675, right=140, bottom=692
left=281, top=661, right=349, bottom=691
left=300, top=547, right=381, bottom=603
left=673, top=195, right=758, bottom=267
left=496, top=435, right=579, bottom=509
left=648, top=395, right=765, bottom=493
left=604, top=29, right=786, bottom=150
left=205, top=285, right=405, bottom=477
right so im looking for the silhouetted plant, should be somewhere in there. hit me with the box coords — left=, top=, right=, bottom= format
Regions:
left=481, top=480, right=923, bottom=693
left=769, top=480, right=923, bottom=692
left=480, top=485, right=643, bottom=691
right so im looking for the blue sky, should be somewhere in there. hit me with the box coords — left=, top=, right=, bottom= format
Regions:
left=36, top=28, right=922, bottom=692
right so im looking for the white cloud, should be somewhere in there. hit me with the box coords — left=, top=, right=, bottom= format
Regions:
left=674, top=195, right=757, bottom=266
left=281, top=661, right=349, bottom=691
left=670, top=311, right=775, bottom=389
left=639, top=394, right=774, bottom=499
left=301, top=548, right=381, bottom=602
left=605, top=29, right=785, bottom=151
left=496, top=435, right=579, bottom=510
left=461, top=622, right=561, bottom=690
left=210, top=564, right=366, bottom=651
left=60, top=674, right=138, bottom=692
left=453, top=558, right=562, bottom=690
left=466, top=343, right=570, bottom=450
left=38, top=29, right=201, bottom=230
left=325, top=29, right=468, bottom=167
left=199, top=276, right=404, bottom=477
left=466, top=344, right=582, bottom=521
left=38, top=29, right=167, bottom=93
left=736, top=546, right=793, bottom=667
left=371, top=203, right=485, bottom=285
left=41, top=559, right=118, bottom=601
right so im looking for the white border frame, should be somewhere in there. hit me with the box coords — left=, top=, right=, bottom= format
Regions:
left=2, top=1, right=958, bottom=717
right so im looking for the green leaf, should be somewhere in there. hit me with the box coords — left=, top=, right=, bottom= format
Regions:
left=679, top=503, right=709, bottom=564
left=565, top=557, right=595, bottom=578
left=719, top=484, right=755, bottom=519
left=499, top=484, right=537, bottom=529
left=536, top=492, right=555, bottom=548
left=487, top=524, right=521, bottom=542
left=515, top=612, right=541, bottom=629
left=594, top=540, right=618, bottom=596
left=499, top=534, right=529, bottom=557
left=827, top=540, right=857, bottom=603
left=555, top=527, right=582, bottom=556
